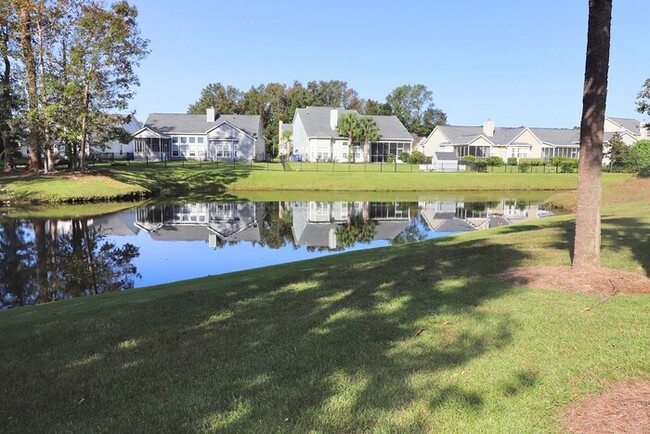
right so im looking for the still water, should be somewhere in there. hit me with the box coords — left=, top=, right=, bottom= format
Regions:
left=0, top=196, right=553, bottom=309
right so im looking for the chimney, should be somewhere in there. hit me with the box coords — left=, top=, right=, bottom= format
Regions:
left=330, top=109, right=340, bottom=130
left=206, top=107, right=216, bottom=122
left=641, top=121, right=648, bottom=139
left=483, top=119, right=494, bottom=137
left=279, top=120, right=283, bottom=143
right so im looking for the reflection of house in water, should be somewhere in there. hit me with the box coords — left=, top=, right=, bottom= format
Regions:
left=134, top=202, right=266, bottom=246
left=93, top=208, right=141, bottom=236
left=419, top=199, right=550, bottom=233
left=292, top=201, right=411, bottom=249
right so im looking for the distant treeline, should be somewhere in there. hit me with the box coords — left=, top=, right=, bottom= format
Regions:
left=187, top=81, right=447, bottom=155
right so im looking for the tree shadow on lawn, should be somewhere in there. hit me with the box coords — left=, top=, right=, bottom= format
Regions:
left=106, top=164, right=253, bottom=201
left=542, top=216, right=650, bottom=276
left=1, top=237, right=533, bottom=432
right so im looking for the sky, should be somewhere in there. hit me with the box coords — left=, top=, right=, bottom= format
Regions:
left=128, top=0, right=649, bottom=129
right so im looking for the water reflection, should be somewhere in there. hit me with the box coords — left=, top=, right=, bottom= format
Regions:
left=0, top=218, right=140, bottom=309
left=0, top=197, right=551, bottom=309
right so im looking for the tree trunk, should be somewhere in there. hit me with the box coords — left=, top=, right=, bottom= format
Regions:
left=1, top=22, right=13, bottom=172
left=13, top=1, right=42, bottom=171
left=573, top=0, right=612, bottom=270
left=79, top=83, right=90, bottom=169
left=81, top=219, right=98, bottom=295
left=363, top=140, right=369, bottom=163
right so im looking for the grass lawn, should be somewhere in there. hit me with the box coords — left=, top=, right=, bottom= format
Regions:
left=1, top=178, right=648, bottom=432
left=0, top=172, right=147, bottom=204
left=0, top=161, right=633, bottom=204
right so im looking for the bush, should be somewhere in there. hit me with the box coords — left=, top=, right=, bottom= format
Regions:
left=399, top=151, right=410, bottom=163
left=551, top=157, right=579, bottom=173
left=518, top=161, right=530, bottom=172
left=519, top=158, right=545, bottom=167
left=507, top=157, right=518, bottom=166
left=633, top=139, right=650, bottom=176
left=486, top=156, right=504, bottom=167
left=387, top=153, right=396, bottom=164
left=408, top=150, right=427, bottom=164
left=460, top=155, right=476, bottom=166
left=473, top=159, right=488, bottom=172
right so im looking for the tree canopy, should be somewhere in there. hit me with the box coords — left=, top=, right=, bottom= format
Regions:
left=187, top=80, right=447, bottom=157
left=3, top=0, right=148, bottom=171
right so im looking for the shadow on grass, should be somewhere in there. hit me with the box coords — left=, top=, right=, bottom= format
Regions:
left=106, top=162, right=254, bottom=201
left=0, top=236, right=534, bottom=432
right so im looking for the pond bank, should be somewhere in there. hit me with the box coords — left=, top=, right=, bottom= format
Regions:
left=0, top=162, right=634, bottom=205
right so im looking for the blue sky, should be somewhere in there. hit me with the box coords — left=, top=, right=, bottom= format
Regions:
left=129, top=0, right=649, bottom=129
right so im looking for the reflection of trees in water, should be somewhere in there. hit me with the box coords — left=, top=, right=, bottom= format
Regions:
left=336, top=216, right=378, bottom=248
left=0, top=219, right=140, bottom=309
left=259, top=202, right=296, bottom=249
left=391, top=215, right=430, bottom=245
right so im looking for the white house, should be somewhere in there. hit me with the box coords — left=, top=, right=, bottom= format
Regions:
left=94, top=115, right=142, bottom=158
left=291, top=106, right=413, bottom=162
left=420, top=117, right=647, bottom=162
left=131, top=108, right=265, bottom=161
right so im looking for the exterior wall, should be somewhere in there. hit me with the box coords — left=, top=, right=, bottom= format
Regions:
left=292, top=113, right=310, bottom=160
left=491, top=146, right=508, bottom=159
left=507, top=129, right=543, bottom=159
left=207, top=123, right=256, bottom=161
left=421, top=128, right=450, bottom=156
left=308, top=137, right=334, bottom=162
left=604, top=118, right=621, bottom=133
left=93, top=116, right=141, bottom=157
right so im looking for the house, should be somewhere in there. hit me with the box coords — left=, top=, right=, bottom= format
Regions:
left=291, top=201, right=411, bottom=249
left=94, top=115, right=142, bottom=158
left=420, top=117, right=646, bottom=162
left=291, top=106, right=413, bottom=162
left=131, top=108, right=265, bottom=161
left=134, top=202, right=265, bottom=246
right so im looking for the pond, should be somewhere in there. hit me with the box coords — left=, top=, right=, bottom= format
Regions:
left=0, top=193, right=555, bottom=309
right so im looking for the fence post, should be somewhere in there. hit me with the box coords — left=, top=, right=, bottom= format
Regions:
left=380, top=161, right=383, bottom=172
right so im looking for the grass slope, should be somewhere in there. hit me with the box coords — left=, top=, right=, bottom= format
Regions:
left=0, top=162, right=633, bottom=204
left=0, top=172, right=146, bottom=204
left=1, top=178, right=649, bottom=432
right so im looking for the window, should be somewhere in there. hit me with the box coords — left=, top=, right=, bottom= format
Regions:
left=509, top=147, right=530, bottom=159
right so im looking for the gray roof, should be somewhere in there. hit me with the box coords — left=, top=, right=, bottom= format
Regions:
left=295, top=106, right=412, bottom=141
left=608, top=117, right=641, bottom=134
left=143, top=113, right=261, bottom=136
left=434, top=151, right=457, bottom=161
left=437, top=125, right=525, bottom=146
left=528, top=128, right=580, bottom=147
left=281, top=123, right=293, bottom=133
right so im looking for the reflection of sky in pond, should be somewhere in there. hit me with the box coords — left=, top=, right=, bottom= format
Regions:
left=105, top=229, right=457, bottom=288
left=1, top=197, right=554, bottom=308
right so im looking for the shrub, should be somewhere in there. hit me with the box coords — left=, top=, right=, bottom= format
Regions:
left=473, top=159, right=488, bottom=172
left=408, top=150, right=427, bottom=164
left=507, top=157, right=518, bottom=166
left=399, top=151, right=410, bottom=163
left=519, top=158, right=545, bottom=167
left=486, top=156, right=504, bottom=167
left=460, top=155, right=476, bottom=166
left=518, top=162, right=530, bottom=172
left=387, top=153, right=396, bottom=164
left=633, top=139, right=650, bottom=176
left=551, top=157, right=579, bottom=173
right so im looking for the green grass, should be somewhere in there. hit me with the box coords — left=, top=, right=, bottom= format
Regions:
left=1, top=179, right=649, bottom=432
left=0, top=161, right=633, bottom=204
left=0, top=172, right=147, bottom=204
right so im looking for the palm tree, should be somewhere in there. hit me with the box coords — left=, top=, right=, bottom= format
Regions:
left=573, top=0, right=612, bottom=270
left=358, top=117, right=379, bottom=163
left=336, top=112, right=360, bottom=160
